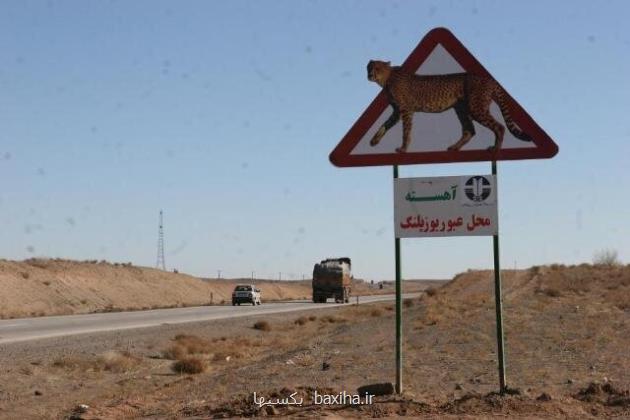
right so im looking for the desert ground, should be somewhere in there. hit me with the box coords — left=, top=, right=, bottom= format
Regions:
left=0, top=263, right=629, bottom=419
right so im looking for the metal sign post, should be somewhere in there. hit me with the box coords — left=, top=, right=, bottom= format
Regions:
left=492, top=160, right=507, bottom=393
left=329, top=27, right=558, bottom=398
left=394, top=165, right=403, bottom=394
left=392, top=173, right=499, bottom=393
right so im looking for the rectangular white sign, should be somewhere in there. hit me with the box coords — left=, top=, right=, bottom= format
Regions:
left=394, top=175, right=498, bottom=238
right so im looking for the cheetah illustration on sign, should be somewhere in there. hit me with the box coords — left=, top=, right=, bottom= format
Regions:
left=329, top=28, right=558, bottom=167
left=366, top=60, right=532, bottom=153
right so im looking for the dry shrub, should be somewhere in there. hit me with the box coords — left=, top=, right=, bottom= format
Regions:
left=320, top=315, right=347, bottom=323
left=173, top=334, right=212, bottom=354
left=206, top=337, right=251, bottom=361
left=162, top=334, right=214, bottom=359
left=403, top=298, right=414, bottom=308
left=212, top=352, right=229, bottom=362
left=178, top=336, right=249, bottom=361
left=53, top=351, right=141, bottom=373
left=233, top=337, right=254, bottom=346
left=51, top=357, right=71, bottom=368
left=51, top=356, right=92, bottom=370
left=593, top=249, right=620, bottom=267
left=370, top=309, right=382, bottom=317
left=294, top=316, right=308, bottom=326
left=269, top=335, right=293, bottom=348
left=99, top=350, right=141, bottom=373
left=20, top=272, right=30, bottom=279
left=308, top=315, right=317, bottom=321
left=212, top=350, right=243, bottom=362
left=425, top=287, right=437, bottom=297
left=293, top=352, right=316, bottom=367
left=172, top=356, right=207, bottom=374
left=544, top=288, right=562, bottom=298
left=162, top=344, right=187, bottom=360
left=573, top=381, right=630, bottom=405
left=253, top=320, right=271, bottom=331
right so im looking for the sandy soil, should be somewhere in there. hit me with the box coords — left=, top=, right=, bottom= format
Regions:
left=0, top=263, right=628, bottom=419
left=0, top=258, right=431, bottom=319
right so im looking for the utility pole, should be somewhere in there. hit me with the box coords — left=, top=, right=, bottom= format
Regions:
left=156, top=210, right=166, bottom=270
left=217, top=269, right=222, bottom=279
left=251, top=271, right=255, bottom=281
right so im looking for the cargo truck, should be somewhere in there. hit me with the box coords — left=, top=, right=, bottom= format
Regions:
left=312, top=257, right=352, bottom=303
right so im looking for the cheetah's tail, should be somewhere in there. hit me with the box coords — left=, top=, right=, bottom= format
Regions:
left=494, top=89, right=532, bottom=142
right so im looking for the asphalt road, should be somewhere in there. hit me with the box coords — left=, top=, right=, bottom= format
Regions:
left=0, top=293, right=419, bottom=344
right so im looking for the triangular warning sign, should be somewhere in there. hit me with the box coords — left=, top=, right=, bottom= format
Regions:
left=330, top=28, right=558, bottom=167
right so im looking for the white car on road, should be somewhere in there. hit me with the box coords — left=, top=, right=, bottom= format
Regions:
left=232, top=285, right=262, bottom=306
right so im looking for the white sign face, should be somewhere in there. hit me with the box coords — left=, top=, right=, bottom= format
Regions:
left=350, top=45, right=537, bottom=157
left=394, top=175, right=498, bottom=238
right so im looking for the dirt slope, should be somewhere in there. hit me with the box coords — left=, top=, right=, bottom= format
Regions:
left=440, top=263, right=630, bottom=311
left=0, top=259, right=315, bottom=319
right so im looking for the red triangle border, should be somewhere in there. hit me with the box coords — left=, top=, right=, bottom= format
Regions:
left=329, top=27, right=559, bottom=167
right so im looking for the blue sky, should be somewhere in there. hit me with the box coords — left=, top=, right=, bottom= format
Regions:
left=1, top=0, right=629, bottom=280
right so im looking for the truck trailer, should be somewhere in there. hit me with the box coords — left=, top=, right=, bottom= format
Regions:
left=312, top=257, right=352, bottom=303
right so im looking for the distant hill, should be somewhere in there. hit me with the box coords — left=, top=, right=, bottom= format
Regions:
left=0, top=259, right=311, bottom=318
